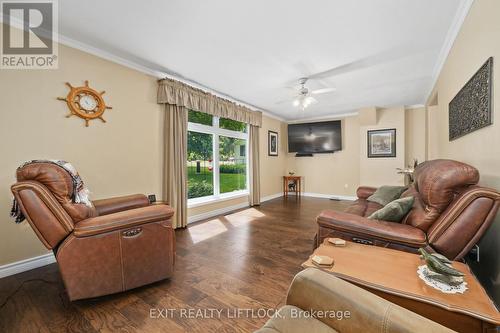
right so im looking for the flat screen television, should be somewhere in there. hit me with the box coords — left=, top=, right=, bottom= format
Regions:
left=288, top=120, right=342, bottom=154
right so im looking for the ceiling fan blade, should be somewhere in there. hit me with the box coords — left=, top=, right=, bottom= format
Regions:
left=311, top=87, right=336, bottom=95
left=284, top=85, right=300, bottom=91
left=309, top=96, right=318, bottom=104
left=275, top=98, right=296, bottom=105
left=306, top=44, right=426, bottom=81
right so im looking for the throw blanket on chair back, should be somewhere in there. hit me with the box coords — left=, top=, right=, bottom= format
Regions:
left=11, top=160, right=93, bottom=223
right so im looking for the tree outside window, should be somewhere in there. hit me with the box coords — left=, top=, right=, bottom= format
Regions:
left=187, top=111, right=248, bottom=200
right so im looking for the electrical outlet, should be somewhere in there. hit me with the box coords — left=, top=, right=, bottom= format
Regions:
left=344, top=184, right=349, bottom=189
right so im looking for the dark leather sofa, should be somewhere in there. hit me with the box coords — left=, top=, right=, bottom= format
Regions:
left=11, top=161, right=175, bottom=300
left=316, top=159, right=500, bottom=260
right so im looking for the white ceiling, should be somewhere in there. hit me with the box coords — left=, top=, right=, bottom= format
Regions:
left=58, top=0, right=468, bottom=120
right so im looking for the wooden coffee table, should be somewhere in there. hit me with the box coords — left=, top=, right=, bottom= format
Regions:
left=303, top=240, right=500, bottom=333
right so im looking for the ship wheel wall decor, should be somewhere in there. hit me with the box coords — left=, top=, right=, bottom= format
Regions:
left=57, top=80, right=112, bottom=127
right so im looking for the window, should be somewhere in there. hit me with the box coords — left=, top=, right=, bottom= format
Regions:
left=187, top=131, right=213, bottom=199
left=187, top=110, right=248, bottom=203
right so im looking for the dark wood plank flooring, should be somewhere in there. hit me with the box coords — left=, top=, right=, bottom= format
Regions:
left=0, top=197, right=349, bottom=333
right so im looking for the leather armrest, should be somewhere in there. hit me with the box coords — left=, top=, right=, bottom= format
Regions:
left=92, top=194, right=150, bottom=216
left=317, top=210, right=427, bottom=247
left=286, top=268, right=454, bottom=332
left=74, top=205, right=174, bottom=237
left=356, top=186, right=377, bottom=199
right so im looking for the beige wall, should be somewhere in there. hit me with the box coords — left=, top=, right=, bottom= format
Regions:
left=426, top=0, right=500, bottom=303
left=287, top=116, right=360, bottom=197
left=287, top=106, right=411, bottom=196
left=0, top=41, right=163, bottom=265
left=429, top=0, right=500, bottom=184
left=405, top=107, right=427, bottom=166
left=359, top=107, right=406, bottom=187
left=426, top=105, right=440, bottom=160
left=259, top=115, right=288, bottom=197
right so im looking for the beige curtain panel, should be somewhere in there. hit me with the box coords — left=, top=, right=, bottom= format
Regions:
left=158, top=78, right=262, bottom=127
left=163, top=104, right=188, bottom=229
left=249, top=125, right=261, bottom=206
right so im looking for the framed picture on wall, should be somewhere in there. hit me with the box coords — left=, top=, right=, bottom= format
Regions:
left=367, top=128, right=396, bottom=158
left=268, top=131, right=278, bottom=156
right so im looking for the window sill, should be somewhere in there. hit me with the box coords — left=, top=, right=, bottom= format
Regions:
left=187, top=191, right=249, bottom=208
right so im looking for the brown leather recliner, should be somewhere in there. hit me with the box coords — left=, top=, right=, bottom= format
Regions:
left=316, top=159, right=500, bottom=260
left=11, top=162, right=175, bottom=301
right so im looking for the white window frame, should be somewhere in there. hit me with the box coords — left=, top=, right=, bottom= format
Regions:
left=187, top=116, right=249, bottom=208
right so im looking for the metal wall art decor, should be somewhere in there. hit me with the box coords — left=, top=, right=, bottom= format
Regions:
left=449, top=57, right=493, bottom=141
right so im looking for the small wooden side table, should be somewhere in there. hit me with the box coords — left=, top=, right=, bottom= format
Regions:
left=303, top=240, right=500, bottom=333
left=283, top=176, right=301, bottom=197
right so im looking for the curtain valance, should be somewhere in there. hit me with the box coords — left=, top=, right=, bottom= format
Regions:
left=157, top=78, right=262, bottom=127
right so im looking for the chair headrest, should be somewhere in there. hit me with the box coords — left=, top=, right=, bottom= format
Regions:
left=16, top=161, right=74, bottom=202
left=414, top=159, right=479, bottom=210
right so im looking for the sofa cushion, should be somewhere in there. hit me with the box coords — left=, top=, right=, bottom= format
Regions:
left=255, top=305, right=338, bottom=333
left=344, top=199, right=383, bottom=217
left=368, top=196, right=415, bottom=222
left=317, top=210, right=427, bottom=247
left=356, top=186, right=378, bottom=199
left=367, top=185, right=407, bottom=206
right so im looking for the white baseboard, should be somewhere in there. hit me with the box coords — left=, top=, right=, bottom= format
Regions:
left=302, top=192, right=357, bottom=201
left=188, top=202, right=250, bottom=224
left=261, top=193, right=283, bottom=202
left=187, top=192, right=283, bottom=224
left=0, top=252, right=56, bottom=279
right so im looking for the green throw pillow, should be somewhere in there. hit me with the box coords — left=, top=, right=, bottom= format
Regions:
left=368, top=196, right=414, bottom=222
left=367, top=185, right=408, bottom=206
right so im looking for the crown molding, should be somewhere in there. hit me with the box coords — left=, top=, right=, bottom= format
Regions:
left=287, top=111, right=359, bottom=124
left=405, top=104, right=426, bottom=110
left=3, top=2, right=470, bottom=124
left=59, top=35, right=167, bottom=78
left=261, top=111, right=286, bottom=122
left=62, top=36, right=286, bottom=122
left=59, top=34, right=287, bottom=122
left=425, top=0, right=474, bottom=102
left=1, top=16, right=285, bottom=122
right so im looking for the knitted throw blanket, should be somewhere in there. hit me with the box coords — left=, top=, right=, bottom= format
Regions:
left=11, top=160, right=92, bottom=223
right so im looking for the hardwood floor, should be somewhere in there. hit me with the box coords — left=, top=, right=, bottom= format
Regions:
left=0, top=197, right=349, bottom=333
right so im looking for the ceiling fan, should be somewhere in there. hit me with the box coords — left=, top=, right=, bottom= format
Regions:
left=282, top=77, right=336, bottom=110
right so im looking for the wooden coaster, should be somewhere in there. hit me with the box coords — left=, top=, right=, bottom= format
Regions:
left=328, top=238, right=346, bottom=246
left=312, top=255, right=334, bottom=267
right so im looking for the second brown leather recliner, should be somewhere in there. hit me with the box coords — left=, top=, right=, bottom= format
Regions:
left=316, top=159, right=500, bottom=260
left=11, top=161, right=175, bottom=301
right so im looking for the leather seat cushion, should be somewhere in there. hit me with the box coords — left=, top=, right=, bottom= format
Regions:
left=255, top=305, right=338, bottom=333
left=344, top=199, right=383, bottom=217
left=317, top=210, right=427, bottom=247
